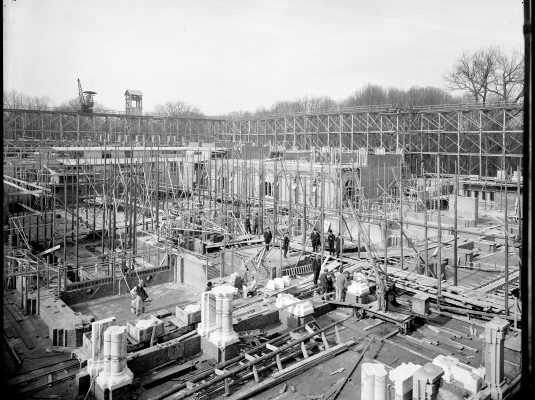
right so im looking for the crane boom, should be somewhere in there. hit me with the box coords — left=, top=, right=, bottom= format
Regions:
left=77, top=78, right=85, bottom=109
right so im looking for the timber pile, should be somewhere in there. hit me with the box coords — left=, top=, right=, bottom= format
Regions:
left=351, top=262, right=517, bottom=316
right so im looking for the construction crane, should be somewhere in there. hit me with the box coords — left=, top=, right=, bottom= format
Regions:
left=77, top=78, right=96, bottom=113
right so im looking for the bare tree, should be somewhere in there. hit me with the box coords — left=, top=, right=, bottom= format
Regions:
left=154, top=101, right=204, bottom=118
left=3, top=90, right=52, bottom=109
left=342, top=84, right=388, bottom=107
left=56, top=97, right=107, bottom=112
left=488, top=50, right=524, bottom=102
left=444, top=47, right=523, bottom=104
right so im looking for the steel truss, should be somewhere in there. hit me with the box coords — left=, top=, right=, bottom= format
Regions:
left=2, top=109, right=225, bottom=146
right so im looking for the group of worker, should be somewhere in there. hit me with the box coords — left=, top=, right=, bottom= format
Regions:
left=246, top=212, right=344, bottom=261
left=311, top=253, right=351, bottom=301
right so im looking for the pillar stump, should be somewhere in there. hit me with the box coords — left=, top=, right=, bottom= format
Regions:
left=484, top=317, right=510, bottom=400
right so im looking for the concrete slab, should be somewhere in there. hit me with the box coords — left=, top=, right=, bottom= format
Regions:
left=70, top=282, right=197, bottom=327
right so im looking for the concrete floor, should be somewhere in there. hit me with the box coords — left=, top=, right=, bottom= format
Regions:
left=69, top=281, right=198, bottom=327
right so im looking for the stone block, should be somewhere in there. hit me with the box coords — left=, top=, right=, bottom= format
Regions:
left=432, top=355, right=459, bottom=382
left=176, top=304, right=202, bottom=326
left=411, top=293, right=431, bottom=316
left=287, top=301, right=314, bottom=317
left=389, top=362, right=421, bottom=400
left=201, top=336, right=240, bottom=363
left=126, top=315, right=164, bottom=342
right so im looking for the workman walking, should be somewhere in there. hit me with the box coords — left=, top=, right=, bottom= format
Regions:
left=327, top=229, right=335, bottom=256
left=264, top=227, right=273, bottom=251
left=130, top=279, right=148, bottom=316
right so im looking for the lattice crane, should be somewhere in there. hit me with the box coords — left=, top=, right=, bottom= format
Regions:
left=77, top=78, right=96, bottom=113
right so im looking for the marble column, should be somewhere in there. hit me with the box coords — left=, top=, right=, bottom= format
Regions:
left=87, top=317, right=116, bottom=377
left=209, top=285, right=238, bottom=347
left=484, top=317, right=510, bottom=400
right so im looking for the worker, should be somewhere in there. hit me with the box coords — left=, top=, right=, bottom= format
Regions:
left=335, top=234, right=343, bottom=258
left=385, top=283, right=400, bottom=311
left=310, top=227, right=321, bottom=253
left=327, top=229, right=335, bottom=256
left=233, top=273, right=243, bottom=294
left=242, top=266, right=249, bottom=284
left=319, top=268, right=330, bottom=295
left=264, top=227, right=273, bottom=251
left=130, top=279, right=148, bottom=316
left=246, top=275, right=258, bottom=297
left=245, top=214, right=252, bottom=234
left=312, top=254, right=322, bottom=285
left=283, top=232, right=290, bottom=258
left=253, top=212, right=259, bottom=235
left=326, top=271, right=334, bottom=294
left=335, top=271, right=349, bottom=302
left=205, top=281, right=213, bottom=292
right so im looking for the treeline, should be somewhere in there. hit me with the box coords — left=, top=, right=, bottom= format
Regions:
left=3, top=90, right=107, bottom=112
left=4, top=46, right=523, bottom=118
left=226, top=85, right=462, bottom=119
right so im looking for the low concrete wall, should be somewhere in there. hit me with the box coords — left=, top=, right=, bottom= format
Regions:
left=63, top=265, right=171, bottom=305
left=175, top=255, right=207, bottom=292
left=40, top=288, right=94, bottom=347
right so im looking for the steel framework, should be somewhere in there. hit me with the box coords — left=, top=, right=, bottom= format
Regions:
left=3, top=102, right=523, bottom=176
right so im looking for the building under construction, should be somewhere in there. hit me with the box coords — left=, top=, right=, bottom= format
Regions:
left=2, top=101, right=527, bottom=399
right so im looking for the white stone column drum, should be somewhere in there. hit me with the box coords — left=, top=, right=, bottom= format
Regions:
left=86, top=317, right=116, bottom=377
left=96, top=326, right=133, bottom=391
left=209, top=285, right=238, bottom=348
left=197, top=291, right=217, bottom=337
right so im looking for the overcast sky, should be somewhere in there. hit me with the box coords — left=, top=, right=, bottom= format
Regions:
left=3, top=0, right=524, bottom=115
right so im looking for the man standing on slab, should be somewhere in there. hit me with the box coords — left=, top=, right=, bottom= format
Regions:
left=310, top=227, right=321, bottom=253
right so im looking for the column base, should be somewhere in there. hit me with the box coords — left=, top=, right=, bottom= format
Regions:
left=201, top=336, right=240, bottom=363
left=95, top=367, right=134, bottom=393
left=209, top=330, right=239, bottom=348
left=94, top=379, right=132, bottom=400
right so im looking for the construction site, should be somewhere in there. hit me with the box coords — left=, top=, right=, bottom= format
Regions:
left=2, top=84, right=529, bottom=400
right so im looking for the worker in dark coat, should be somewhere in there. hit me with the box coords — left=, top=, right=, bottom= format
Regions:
left=264, top=227, right=273, bottom=251
left=312, top=254, right=322, bottom=285
left=253, top=212, right=259, bottom=235
left=319, top=268, right=329, bottom=294
left=310, top=227, right=321, bottom=252
left=245, top=214, right=252, bottom=234
left=335, top=234, right=343, bottom=258
left=327, top=229, right=335, bottom=256
left=283, top=232, right=290, bottom=258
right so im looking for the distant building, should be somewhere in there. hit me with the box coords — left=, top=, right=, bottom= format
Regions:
left=125, top=90, right=143, bottom=116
